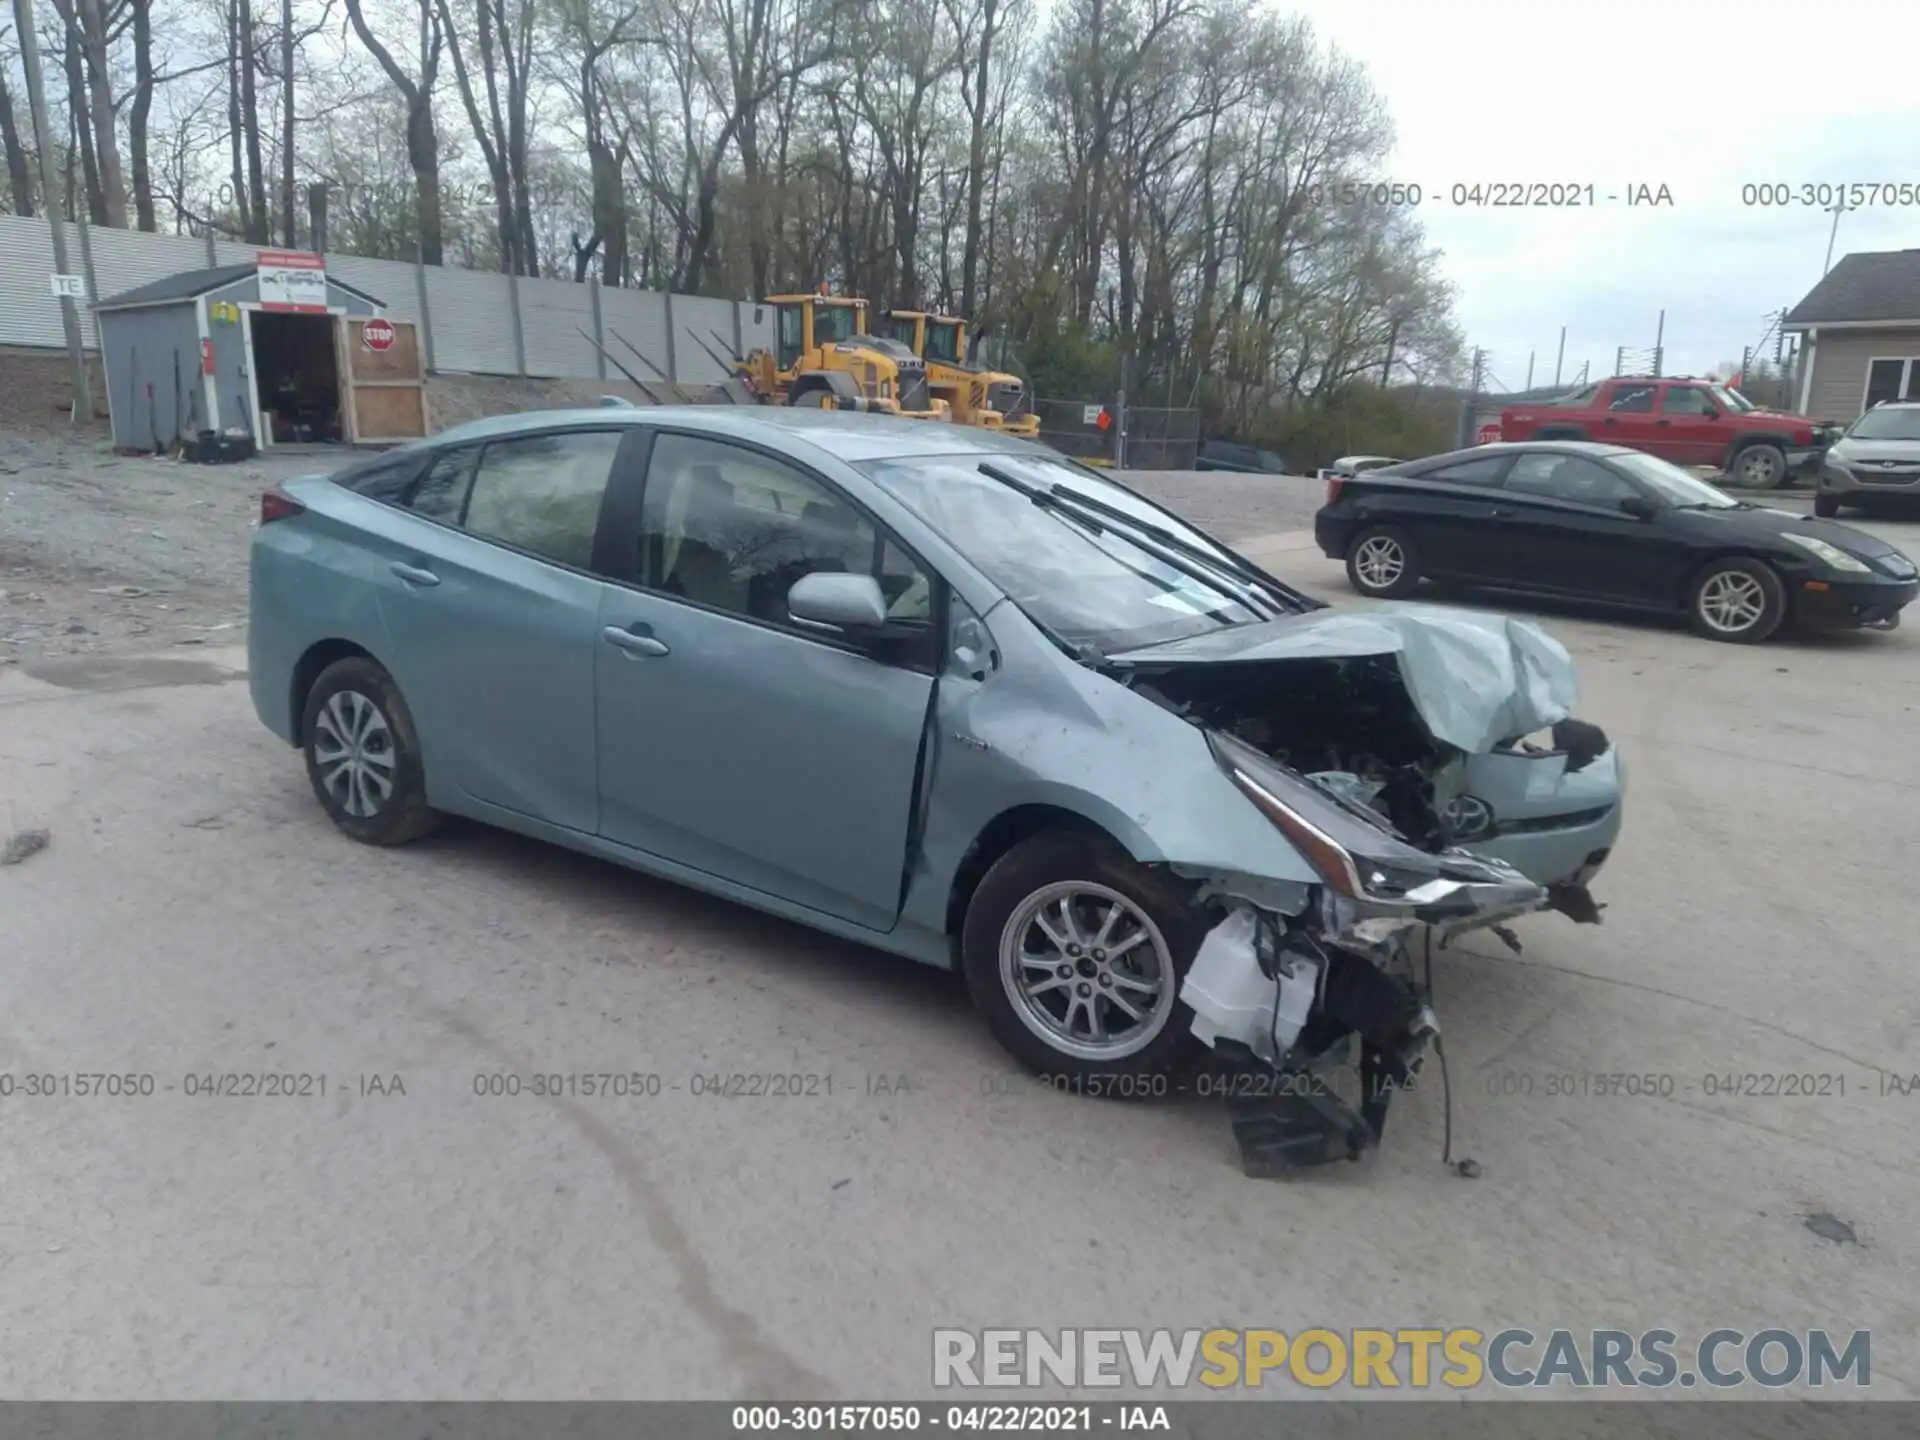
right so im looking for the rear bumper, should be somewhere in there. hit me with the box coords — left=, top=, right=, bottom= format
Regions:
left=1313, top=512, right=1353, bottom=559
left=1790, top=574, right=1919, bottom=630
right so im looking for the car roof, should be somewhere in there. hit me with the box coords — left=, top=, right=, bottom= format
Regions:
left=421, top=404, right=1048, bottom=465
left=1403, top=439, right=1639, bottom=466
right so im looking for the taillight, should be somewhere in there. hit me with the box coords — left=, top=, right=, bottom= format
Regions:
left=1325, top=476, right=1347, bottom=506
left=260, top=486, right=305, bottom=524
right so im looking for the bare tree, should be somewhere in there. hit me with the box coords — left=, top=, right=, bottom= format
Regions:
left=344, top=0, right=445, bottom=262
left=435, top=0, right=538, bottom=273
left=0, top=23, right=36, bottom=214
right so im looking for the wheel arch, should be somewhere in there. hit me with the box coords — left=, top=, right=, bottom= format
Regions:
left=1720, top=431, right=1791, bottom=466
left=942, top=803, right=1133, bottom=953
left=1674, top=548, right=1787, bottom=610
left=289, top=638, right=382, bottom=744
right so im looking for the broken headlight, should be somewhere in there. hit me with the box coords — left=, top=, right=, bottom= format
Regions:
left=1207, top=730, right=1533, bottom=912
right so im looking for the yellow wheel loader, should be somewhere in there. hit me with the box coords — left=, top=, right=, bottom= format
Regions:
left=734, top=294, right=949, bottom=421
left=874, top=310, right=1040, bottom=438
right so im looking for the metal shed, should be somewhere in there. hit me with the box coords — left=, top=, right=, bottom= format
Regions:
left=93, top=251, right=429, bottom=453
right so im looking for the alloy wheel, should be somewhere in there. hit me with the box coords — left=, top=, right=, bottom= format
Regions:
left=1353, top=535, right=1405, bottom=591
left=1697, top=570, right=1767, bottom=635
left=998, top=882, right=1176, bottom=1061
left=311, top=689, right=397, bottom=818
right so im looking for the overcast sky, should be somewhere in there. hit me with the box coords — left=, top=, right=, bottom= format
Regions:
left=1288, top=0, right=1920, bottom=389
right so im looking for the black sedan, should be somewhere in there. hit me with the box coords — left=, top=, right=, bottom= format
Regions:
left=1313, top=441, right=1918, bottom=643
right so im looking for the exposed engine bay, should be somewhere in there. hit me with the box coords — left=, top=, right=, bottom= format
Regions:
left=1126, top=654, right=1455, bottom=850
left=1109, top=628, right=1619, bottom=1179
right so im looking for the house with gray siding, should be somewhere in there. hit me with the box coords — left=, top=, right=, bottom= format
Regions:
left=1784, top=249, right=1920, bottom=422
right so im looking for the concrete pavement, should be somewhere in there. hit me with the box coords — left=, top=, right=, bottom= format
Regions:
left=3, top=532, right=1918, bottom=1401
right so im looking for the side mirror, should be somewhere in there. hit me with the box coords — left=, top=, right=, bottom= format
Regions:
left=1619, top=496, right=1659, bottom=521
left=788, top=572, right=888, bottom=631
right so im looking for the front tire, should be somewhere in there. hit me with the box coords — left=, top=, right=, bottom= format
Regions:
left=1345, top=524, right=1422, bottom=598
left=961, top=831, right=1208, bottom=1091
left=1730, top=442, right=1788, bottom=489
left=301, top=657, right=440, bottom=845
left=1686, top=557, right=1786, bottom=644
left=1813, top=491, right=1842, bottom=518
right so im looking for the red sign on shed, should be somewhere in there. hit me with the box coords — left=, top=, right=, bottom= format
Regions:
left=362, top=317, right=397, bottom=352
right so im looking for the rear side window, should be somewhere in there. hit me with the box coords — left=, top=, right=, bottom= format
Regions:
left=407, top=446, right=479, bottom=524
left=462, top=430, right=623, bottom=570
left=1549, top=385, right=1601, bottom=407
left=338, top=450, right=427, bottom=502
left=1606, top=384, right=1657, bottom=413
left=1419, top=455, right=1510, bottom=486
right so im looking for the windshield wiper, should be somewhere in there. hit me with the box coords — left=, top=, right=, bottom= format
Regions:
left=977, top=463, right=1313, bottom=618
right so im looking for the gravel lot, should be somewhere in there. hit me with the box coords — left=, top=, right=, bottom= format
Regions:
left=1106, top=467, right=1328, bottom=540
left=0, top=434, right=323, bottom=660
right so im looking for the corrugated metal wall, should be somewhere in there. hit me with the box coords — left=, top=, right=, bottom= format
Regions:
left=599, top=286, right=674, bottom=383
left=519, top=272, right=600, bottom=379
left=0, top=215, right=757, bottom=385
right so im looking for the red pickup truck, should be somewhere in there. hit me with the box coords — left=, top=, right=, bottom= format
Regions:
left=1498, top=376, right=1840, bottom=488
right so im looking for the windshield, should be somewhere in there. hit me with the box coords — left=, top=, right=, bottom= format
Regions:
left=1712, top=385, right=1756, bottom=412
left=1608, top=450, right=1742, bottom=508
left=926, top=321, right=962, bottom=364
left=860, top=455, right=1268, bottom=653
left=815, top=303, right=860, bottom=345
left=1847, top=406, right=1920, bottom=440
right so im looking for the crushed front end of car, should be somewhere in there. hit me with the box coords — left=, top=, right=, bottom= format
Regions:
left=1108, top=605, right=1624, bottom=1175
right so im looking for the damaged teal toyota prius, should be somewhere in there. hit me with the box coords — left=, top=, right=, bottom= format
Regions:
left=249, top=407, right=1624, bottom=1174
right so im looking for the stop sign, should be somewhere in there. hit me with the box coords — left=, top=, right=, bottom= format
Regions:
left=1476, top=422, right=1502, bottom=445
left=362, top=317, right=397, bottom=352
left=1095, top=408, right=1112, bottom=432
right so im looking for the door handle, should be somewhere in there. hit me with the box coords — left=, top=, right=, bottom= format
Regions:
left=602, top=625, right=669, bottom=657
left=1489, top=507, right=1512, bottom=517
left=389, top=561, right=440, bottom=587
left=1654, top=419, right=1671, bottom=426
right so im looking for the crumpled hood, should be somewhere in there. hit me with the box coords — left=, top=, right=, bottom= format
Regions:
left=1107, top=604, right=1577, bottom=753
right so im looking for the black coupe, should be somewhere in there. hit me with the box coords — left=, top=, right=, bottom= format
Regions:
left=1313, top=441, right=1918, bottom=643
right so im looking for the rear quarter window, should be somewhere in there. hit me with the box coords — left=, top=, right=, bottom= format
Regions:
left=335, top=450, right=428, bottom=502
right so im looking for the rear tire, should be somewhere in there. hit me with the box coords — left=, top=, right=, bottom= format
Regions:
left=301, top=657, right=440, bottom=845
left=1345, top=524, right=1422, bottom=599
left=961, top=830, right=1208, bottom=1093
left=1729, top=442, right=1788, bottom=489
left=1686, top=557, right=1786, bottom=644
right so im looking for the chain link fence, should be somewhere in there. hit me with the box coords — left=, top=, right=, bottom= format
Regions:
left=1034, top=396, right=1199, bottom=468
left=1123, top=406, right=1199, bottom=469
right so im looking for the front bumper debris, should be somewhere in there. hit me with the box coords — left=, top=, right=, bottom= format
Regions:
left=1184, top=858, right=1552, bottom=1176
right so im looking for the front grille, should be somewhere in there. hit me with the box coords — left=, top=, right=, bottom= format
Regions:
left=988, top=381, right=1030, bottom=418
left=899, top=368, right=930, bottom=413
left=1495, top=805, right=1616, bottom=836
left=1856, top=462, right=1920, bottom=485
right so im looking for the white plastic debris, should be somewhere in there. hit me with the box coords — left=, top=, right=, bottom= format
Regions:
left=1182, top=907, right=1323, bottom=1064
